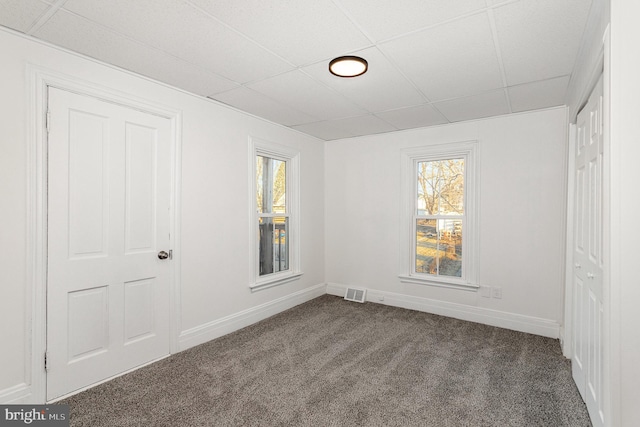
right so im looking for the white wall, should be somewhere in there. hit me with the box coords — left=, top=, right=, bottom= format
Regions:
left=0, top=28, right=325, bottom=402
left=325, top=108, right=568, bottom=336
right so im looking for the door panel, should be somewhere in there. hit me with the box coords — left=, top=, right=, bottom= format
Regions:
left=67, top=286, right=109, bottom=361
left=124, top=278, right=156, bottom=344
left=67, top=110, right=109, bottom=258
left=588, top=156, right=599, bottom=264
left=575, top=165, right=586, bottom=254
left=125, top=123, right=158, bottom=253
left=587, top=290, right=602, bottom=405
left=47, top=87, right=172, bottom=401
left=572, top=275, right=586, bottom=400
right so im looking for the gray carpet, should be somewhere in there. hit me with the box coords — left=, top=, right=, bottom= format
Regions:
left=62, top=295, right=591, bottom=426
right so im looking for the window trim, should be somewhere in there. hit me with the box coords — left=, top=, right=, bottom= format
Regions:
left=399, top=141, right=479, bottom=291
left=249, top=137, right=302, bottom=291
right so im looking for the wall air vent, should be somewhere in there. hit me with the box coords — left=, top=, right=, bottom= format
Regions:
left=344, top=287, right=366, bottom=303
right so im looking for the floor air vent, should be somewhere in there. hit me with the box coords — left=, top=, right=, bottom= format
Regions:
left=344, top=287, right=366, bottom=303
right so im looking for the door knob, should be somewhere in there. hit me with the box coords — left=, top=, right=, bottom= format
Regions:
left=158, top=250, right=170, bottom=260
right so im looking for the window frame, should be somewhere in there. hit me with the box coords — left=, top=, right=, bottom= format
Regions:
left=249, top=137, right=302, bottom=291
left=399, top=141, right=479, bottom=291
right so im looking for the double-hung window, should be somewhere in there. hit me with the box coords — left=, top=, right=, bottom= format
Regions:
left=250, top=137, right=301, bottom=290
left=400, top=141, right=479, bottom=290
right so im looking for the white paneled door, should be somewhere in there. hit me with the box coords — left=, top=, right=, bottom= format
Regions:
left=572, top=76, right=604, bottom=427
left=46, top=88, right=172, bottom=401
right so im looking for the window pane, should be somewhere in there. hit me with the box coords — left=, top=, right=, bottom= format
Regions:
left=417, top=162, right=438, bottom=215
left=256, top=156, right=264, bottom=212
left=416, top=219, right=437, bottom=274
left=437, top=220, right=462, bottom=277
left=416, top=218, right=462, bottom=277
left=417, top=159, right=464, bottom=215
left=257, top=155, right=286, bottom=214
left=259, top=217, right=289, bottom=276
left=438, top=159, right=464, bottom=215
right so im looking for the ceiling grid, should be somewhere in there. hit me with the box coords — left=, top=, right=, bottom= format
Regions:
left=0, top=0, right=594, bottom=140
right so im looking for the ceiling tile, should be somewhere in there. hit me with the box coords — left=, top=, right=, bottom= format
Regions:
left=493, top=0, right=592, bottom=85
left=34, top=9, right=238, bottom=96
left=508, top=76, right=570, bottom=113
left=292, top=115, right=398, bottom=140
left=291, top=121, right=356, bottom=141
left=330, top=114, right=397, bottom=137
left=63, top=0, right=293, bottom=83
left=247, top=70, right=366, bottom=121
left=212, top=87, right=317, bottom=126
left=0, top=0, right=50, bottom=32
left=302, top=46, right=426, bottom=113
left=189, top=0, right=371, bottom=66
left=380, top=12, right=504, bottom=101
left=336, top=0, right=487, bottom=41
left=375, top=104, right=449, bottom=130
left=433, top=90, right=509, bottom=123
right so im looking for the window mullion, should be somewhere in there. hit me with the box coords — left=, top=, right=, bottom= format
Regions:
left=258, top=213, right=290, bottom=218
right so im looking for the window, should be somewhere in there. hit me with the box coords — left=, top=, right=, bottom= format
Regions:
left=250, top=137, right=301, bottom=290
left=400, top=141, right=478, bottom=290
left=416, top=158, right=464, bottom=277
left=257, top=155, right=288, bottom=275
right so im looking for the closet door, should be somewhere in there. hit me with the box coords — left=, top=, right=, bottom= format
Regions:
left=572, top=76, right=604, bottom=427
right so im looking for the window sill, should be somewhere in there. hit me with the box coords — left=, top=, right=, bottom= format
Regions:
left=398, top=274, right=479, bottom=292
left=250, top=272, right=303, bottom=292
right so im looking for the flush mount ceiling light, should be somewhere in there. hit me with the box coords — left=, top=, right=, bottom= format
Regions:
left=329, top=56, right=368, bottom=77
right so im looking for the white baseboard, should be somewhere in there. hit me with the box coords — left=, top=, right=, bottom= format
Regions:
left=178, top=283, right=326, bottom=351
left=327, top=283, right=560, bottom=339
left=0, top=383, right=33, bottom=404
left=326, top=283, right=346, bottom=298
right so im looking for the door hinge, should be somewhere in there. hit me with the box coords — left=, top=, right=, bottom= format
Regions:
left=169, top=249, right=173, bottom=260
left=46, top=110, right=51, bottom=133
left=44, top=352, right=49, bottom=372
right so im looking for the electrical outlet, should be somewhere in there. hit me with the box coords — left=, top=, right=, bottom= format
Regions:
left=492, top=287, right=502, bottom=299
left=479, top=286, right=491, bottom=298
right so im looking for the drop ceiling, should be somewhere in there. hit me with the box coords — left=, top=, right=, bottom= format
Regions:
left=0, top=0, right=593, bottom=140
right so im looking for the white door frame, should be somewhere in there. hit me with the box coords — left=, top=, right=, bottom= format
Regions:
left=562, top=121, right=576, bottom=359
left=26, top=65, right=182, bottom=403
left=601, top=26, right=613, bottom=427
